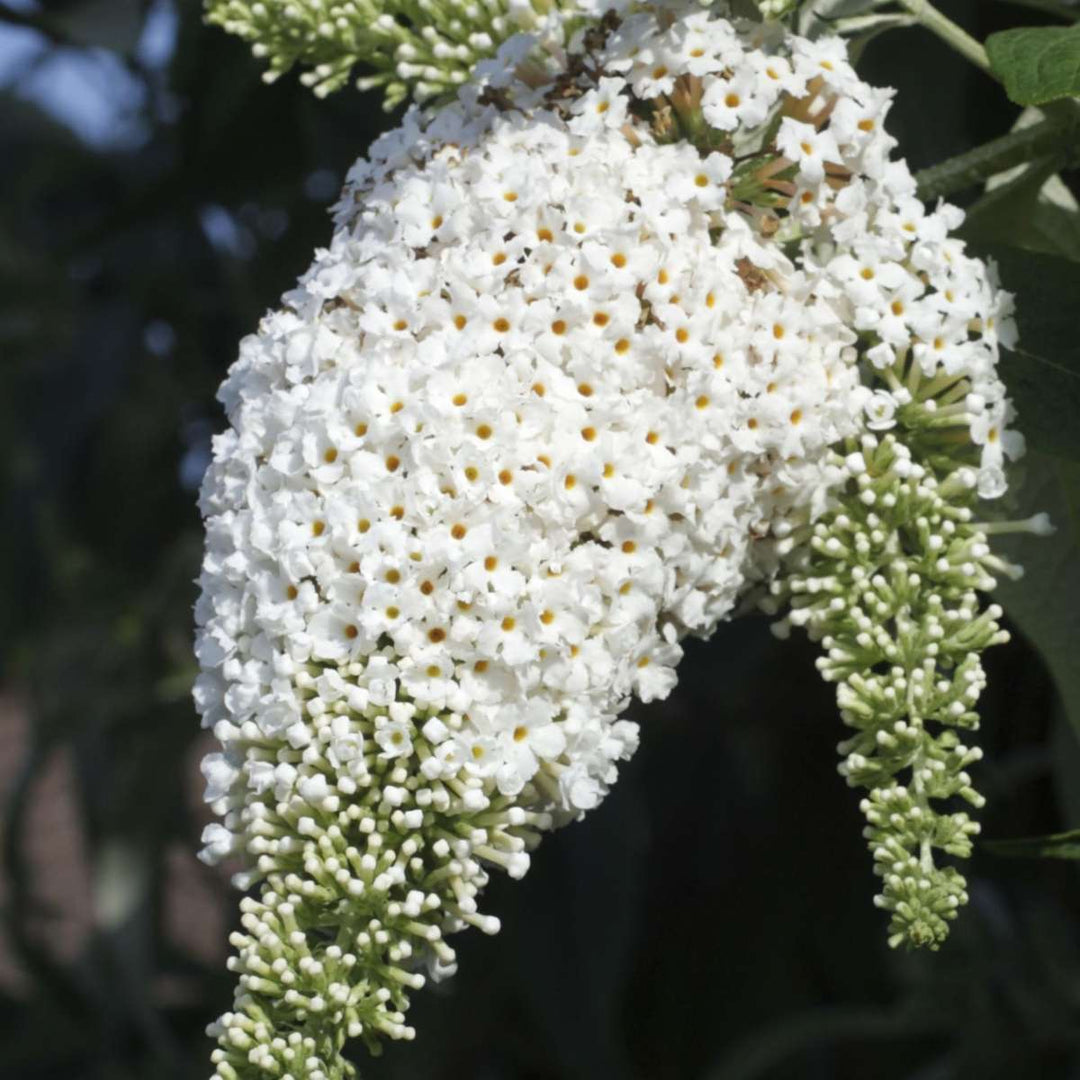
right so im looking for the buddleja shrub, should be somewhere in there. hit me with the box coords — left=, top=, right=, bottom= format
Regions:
left=194, top=1, right=1060, bottom=1077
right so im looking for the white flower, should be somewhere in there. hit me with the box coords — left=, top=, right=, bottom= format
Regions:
left=375, top=720, right=414, bottom=759
left=569, top=77, right=630, bottom=134
left=494, top=701, right=566, bottom=795
left=668, top=150, right=733, bottom=210
left=702, top=68, right=771, bottom=130
left=777, top=117, right=841, bottom=186
left=197, top=41, right=872, bottom=859
left=559, top=762, right=602, bottom=811
left=865, top=389, right=899, bottom=431
left=198, top=6, right=1022, bottom=1074
left=198, top=823, right=236, bottom=865
left=200, top=752, right=239, bottom=805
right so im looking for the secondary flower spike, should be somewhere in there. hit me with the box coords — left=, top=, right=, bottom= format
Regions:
left=203, top=0, right=587, bottom=107
left=195, top=3, right=1023, bottom=1076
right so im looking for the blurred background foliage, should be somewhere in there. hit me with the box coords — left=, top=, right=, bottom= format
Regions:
left=1, top=1, right=1080, bottom=1078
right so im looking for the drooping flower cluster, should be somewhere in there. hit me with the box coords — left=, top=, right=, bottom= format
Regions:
left=203, top=0, right=586, bottom=106
left=767, top=433, right=1011, bottom=948
left=195, top=3, right=1022, bottom=1077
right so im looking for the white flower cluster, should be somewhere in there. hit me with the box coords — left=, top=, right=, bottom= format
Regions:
left=195, top=3, right=1021, bottom=1072
left=198, top=4, right=1017, bottom=836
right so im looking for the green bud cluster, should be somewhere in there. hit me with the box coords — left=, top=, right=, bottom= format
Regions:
left=766, top=394, right=1013, bottom=949
left=204, top=0, right=577, bottom=108
left=208, top=687, right=553, bottom=1080
left=756, top=0, right=799, bottom=18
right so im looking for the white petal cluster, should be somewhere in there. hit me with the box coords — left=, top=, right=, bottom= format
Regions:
left=195, top=6, right=1020, bottom=1068
left=197, top=0, right=1018, bottom=843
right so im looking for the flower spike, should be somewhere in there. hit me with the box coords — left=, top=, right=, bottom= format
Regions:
left=771, top=428, right=1009, bottom=948
left=196, top=5, right=1031, bottom=1076
left=204, top=0, right=584, bottom=108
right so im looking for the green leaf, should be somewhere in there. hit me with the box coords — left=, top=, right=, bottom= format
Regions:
left=996, top=456, right=1080, bottom=734
left=986, top=24, right=1080, bottom=105
left=984, top=828, right=1080, bottom=858
left=915, top=116, right=1072, bottom=202
left=989, top=248, right=1080, bottom=354
left=1000, top=347, right=1080, bottom=459
left=990, top=247, right=1080, bottom=360
left=961, top=157, right=1080, bottom=259
left=970, top=247, right=1080, bottom=458
left=990, top=0, right=1080, bottom=24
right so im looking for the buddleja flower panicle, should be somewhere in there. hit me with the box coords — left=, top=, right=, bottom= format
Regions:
left=204, top=0, right=582, bottom=106
left=771, top=423, right=1011, bottom=949
left=208, top=681, right=560, bottom=1080
left=196, top=3, right=1028, bottom=1075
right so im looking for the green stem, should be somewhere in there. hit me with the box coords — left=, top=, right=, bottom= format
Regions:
left=915, top=113, right=1077, bottom=199
left=894, top=0, right=992, bottom=73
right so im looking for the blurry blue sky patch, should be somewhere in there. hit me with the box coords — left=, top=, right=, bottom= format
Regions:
left=199, top=204, right=257, bottom=260
left=0, top=0, right=177, bottom=149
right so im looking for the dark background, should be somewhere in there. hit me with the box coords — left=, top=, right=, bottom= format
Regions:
left=2, top=1, right=1079, bottom=1078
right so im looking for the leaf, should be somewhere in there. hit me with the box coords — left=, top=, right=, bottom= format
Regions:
left=967, top=246, right=1080, bottom=458
left=962, top=157, right=1080, bottom=259
left=986, top=24, right=1080, bottom=105
left=989, top=0, right=1080, bottom=23
left=984, top=828, right=1080, bottom=858
left=915, top=116, right=1066, bottom=203
left=1000, top=347, right=1080, bottom=459
left=989, top=247, right=1080, bottom=362
left=995, top=456, right=1080, bottom=734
